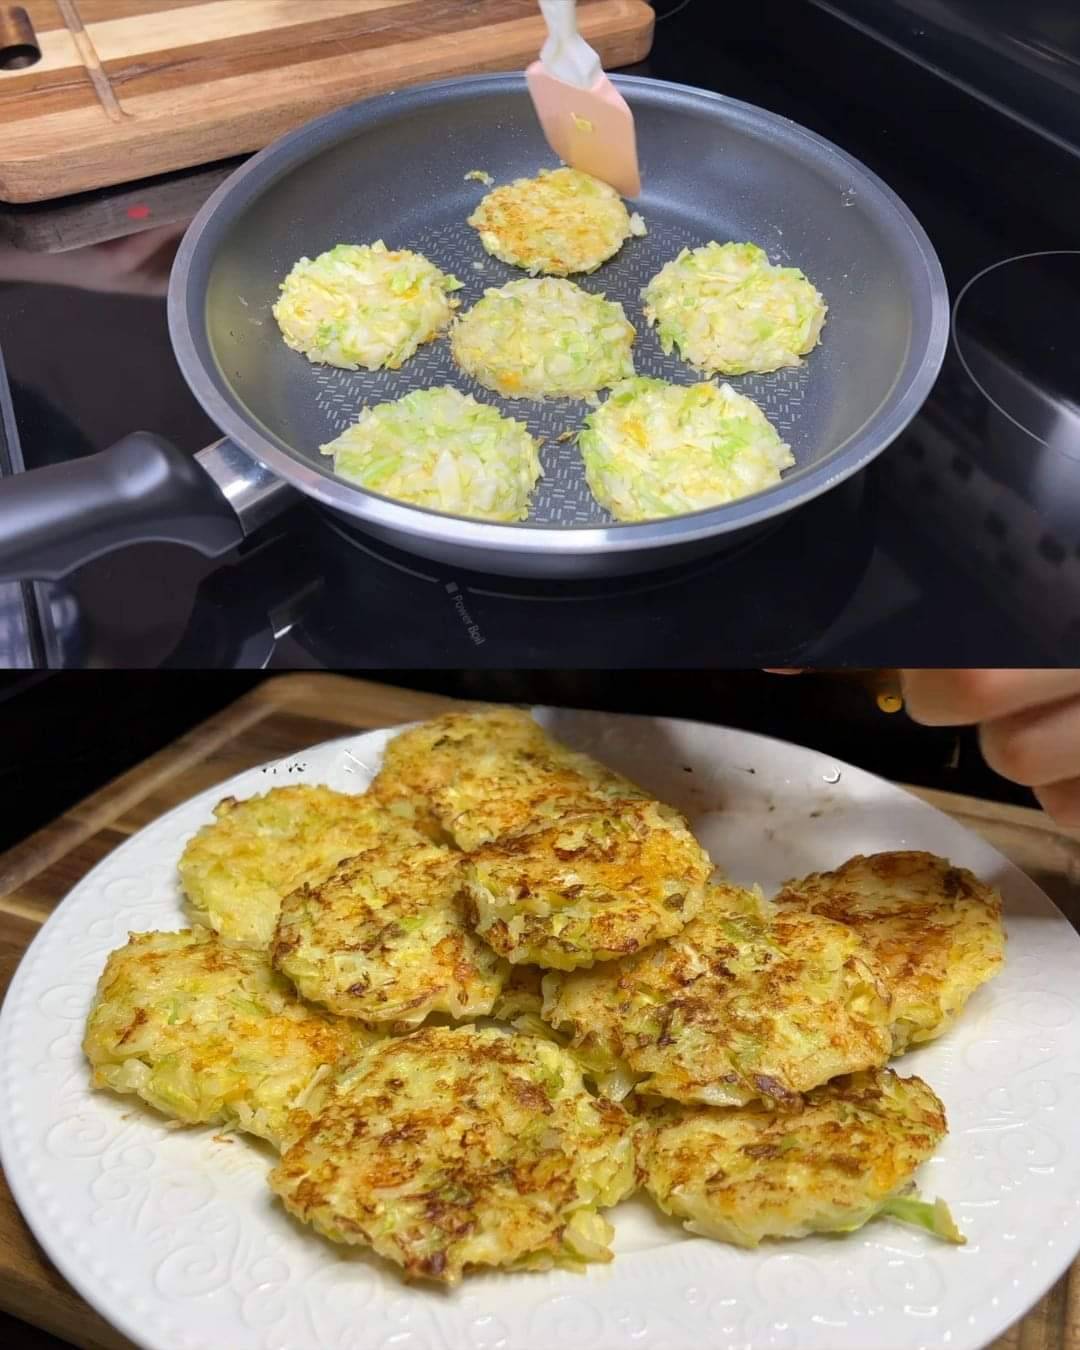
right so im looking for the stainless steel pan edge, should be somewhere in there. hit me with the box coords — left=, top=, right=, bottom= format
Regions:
left=168, top=72, right=949, bottom=566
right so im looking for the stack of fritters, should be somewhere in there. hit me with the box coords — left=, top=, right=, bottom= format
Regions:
left=84, top=708, right=1005, bottom=1283
left=541, top=882, right=895, bottom=1107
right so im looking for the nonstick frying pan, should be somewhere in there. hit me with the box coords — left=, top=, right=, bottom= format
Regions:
left=0, top=74, right=948, bottom=581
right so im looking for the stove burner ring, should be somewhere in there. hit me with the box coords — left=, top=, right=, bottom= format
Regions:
left=952, top=249, right=1080, bottom=454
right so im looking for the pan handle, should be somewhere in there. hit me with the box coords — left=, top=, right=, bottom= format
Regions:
left=0, top=433, right=295, bottom=581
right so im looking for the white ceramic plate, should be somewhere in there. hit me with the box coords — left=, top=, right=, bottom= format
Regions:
left=2, top=709, right=1080, bottom=1350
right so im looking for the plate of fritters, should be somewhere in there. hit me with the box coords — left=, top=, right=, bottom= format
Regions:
left=2, top=706, right=1078, bottom=1350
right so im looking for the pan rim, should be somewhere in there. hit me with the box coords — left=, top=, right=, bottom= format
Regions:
left=169, top=72, right=949, bottom=556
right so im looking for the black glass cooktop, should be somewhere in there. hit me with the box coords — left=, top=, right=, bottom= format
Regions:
left=2, top=0, right=1078, bottom=669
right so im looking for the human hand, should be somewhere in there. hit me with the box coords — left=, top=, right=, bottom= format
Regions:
left=0, top=222, right=188, bottom=297
left=902, top=670, right=1080, bottom=825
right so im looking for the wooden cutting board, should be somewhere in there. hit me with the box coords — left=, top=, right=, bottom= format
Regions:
left=0, top=0, right=655, bottom=203
left=0, top=673, right=1078, bottom=1350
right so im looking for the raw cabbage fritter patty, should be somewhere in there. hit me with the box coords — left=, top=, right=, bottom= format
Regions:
left=371, top=706, right=648, bottom=852
left=579, top=376, right=795, bottom=521
left=642, top=241, right=827, bottom=375
left=642, top=1068, right=961, bottom=1247
left=465, top=797, right=713, bottom=970
left=451, top=277, right=635, bottom=400
left=179, top=784, right=425, bottom=948
left=268, top=1025, right=639, bottom=1283
left=83, top=928, right=367, bottom=1149
left=273, top=241, right=462, bottom=370
left=774, top=851, right=1006, bottom=1053
left=271, top=839, right=506, bottom=1028
left=320, top=386, right=542, bottom=522
left=467, top=167, right=645, bottom=275
left=542, top=883, right=893, bottom=1104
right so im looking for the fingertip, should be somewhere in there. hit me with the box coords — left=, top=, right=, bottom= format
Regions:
left=900, top=670, right=1004, bottom=726
left=1034, top=780, right=1080, bottom=829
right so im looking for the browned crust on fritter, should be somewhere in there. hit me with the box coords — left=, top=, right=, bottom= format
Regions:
left=773, top=851, right=1005, bottom=1051
left=268, top=1026, right=637, bottom=1283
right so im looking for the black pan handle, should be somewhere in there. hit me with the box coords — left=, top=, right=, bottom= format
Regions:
left=0, top=433, right=292, bottom=582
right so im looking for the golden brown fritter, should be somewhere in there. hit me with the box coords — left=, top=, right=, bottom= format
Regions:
left=642, top=1068, right=961, bottom=1247
left=268, top=1025, right=639, bottom=1284
left=466, top=798, right=713, bottom=969
left=271, top=840, right=506, bottom=1029
left=467, top=167, right=640, bottom=276
left=83, top=928, right=368, bottom=1149
left=773, top=851, right=1006, bottom=1052
left=542, top=883, right=893, bottom=1105
left=179, top=785, right=424, bottom=947
left=371, top=707, right=646, bottom=851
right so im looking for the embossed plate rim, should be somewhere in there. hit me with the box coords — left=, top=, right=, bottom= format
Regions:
left=1, top=709, right=1079, bottom=1350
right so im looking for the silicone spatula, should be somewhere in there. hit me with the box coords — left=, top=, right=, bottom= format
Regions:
left=526, top=0, right=642, bottom=199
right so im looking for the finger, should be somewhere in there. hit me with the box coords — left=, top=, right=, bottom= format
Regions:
left=902, top=669, right=1080, bottom=727
left=1034, top=779, right=1080, bottom=829
left=97, top=222, right=187, bottom=271
left=99, top=269, right=171, bottom=298
left=761, top=669, right=804, bottom=675
left=81, top=229, right=185, bottom=296
left=0, top=224, right=187, bottom=291
left=979, top=697, right=1080, bottom=787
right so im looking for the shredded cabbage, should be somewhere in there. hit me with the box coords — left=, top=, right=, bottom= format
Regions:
left=452, top=277, right=635, bottom=400
left=642, top=241, right=827, bottom=375
left=511, top=1012, right=565, bottom=1043
left=578, top=375, right=795, bottom=520
left=562, top=1209, right=614, bottom=1262
left=468, top=166, right=639, bottom=275
left=595, top=1064, right=640, bottom=1102
left=878, top=1195, right=966, bottom=1244
left=321, top=385, right=542, bottom=521
left=273, top=241, right=462, bottom=371
left=83, top=928, right=366, bottom=1149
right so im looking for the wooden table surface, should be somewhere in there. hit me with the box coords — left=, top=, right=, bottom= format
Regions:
left=0, top=673, right=1077, bottom=1350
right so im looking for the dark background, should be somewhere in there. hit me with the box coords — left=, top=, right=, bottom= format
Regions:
left=0, top=668, right=1036, bottom=857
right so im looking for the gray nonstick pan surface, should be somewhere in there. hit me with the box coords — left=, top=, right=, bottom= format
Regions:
left=0, top=74, right=948, bottom=581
